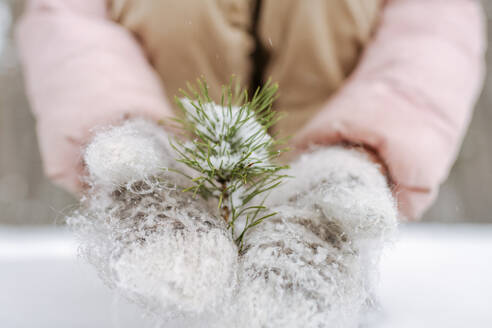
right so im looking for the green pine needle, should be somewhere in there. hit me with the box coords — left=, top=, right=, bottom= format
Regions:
left=170, top=77, right=290, bottom=251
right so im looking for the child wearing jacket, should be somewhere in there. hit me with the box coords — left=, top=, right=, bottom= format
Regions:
left=16, top=0, right=486, bottom=326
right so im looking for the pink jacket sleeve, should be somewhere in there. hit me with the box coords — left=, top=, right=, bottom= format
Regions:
left=16, top=0, right=173, bottom=193
left=294, top=0, right=486, bottom=220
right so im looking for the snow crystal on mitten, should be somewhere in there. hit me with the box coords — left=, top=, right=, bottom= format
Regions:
left=234, top=207, right=365, bottom=328
left=67, top=119, right=238, bottom=319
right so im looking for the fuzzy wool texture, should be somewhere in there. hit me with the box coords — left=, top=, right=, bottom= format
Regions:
left=235, top=211, right=365, bottom=328
left=84, top=119, right=176, bottom=187
left=68, top=119, right=397, bottom=327
left=233, top=147, right=398, bottom=328
left=267, top=147, right=398, bottom=246
left=68, top=119, right=238, bottom=321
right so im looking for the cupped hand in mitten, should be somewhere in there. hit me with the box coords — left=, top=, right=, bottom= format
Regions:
left=233, top=146, right=398, bottom=328
left=68, top=119, right=238, bottom=318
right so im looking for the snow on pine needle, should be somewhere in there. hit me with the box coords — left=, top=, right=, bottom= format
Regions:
left=178, top=98, right=271, bottom=172
left=170, top=78, right=289, bottom=249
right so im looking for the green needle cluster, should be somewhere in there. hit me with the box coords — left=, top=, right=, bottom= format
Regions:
left=170, top=77, right=290, bottom=250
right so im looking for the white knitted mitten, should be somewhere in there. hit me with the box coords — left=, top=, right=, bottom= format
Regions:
left=235, top=147, right=398, bottom=328
left=67, top=119, right=238, bottom=318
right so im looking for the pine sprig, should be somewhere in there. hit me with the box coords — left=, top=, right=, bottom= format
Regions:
left=170, top=77, right=289, bottom=250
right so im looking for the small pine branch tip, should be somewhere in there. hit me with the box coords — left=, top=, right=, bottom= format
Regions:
left=170, top=77, right=290, bottom=250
